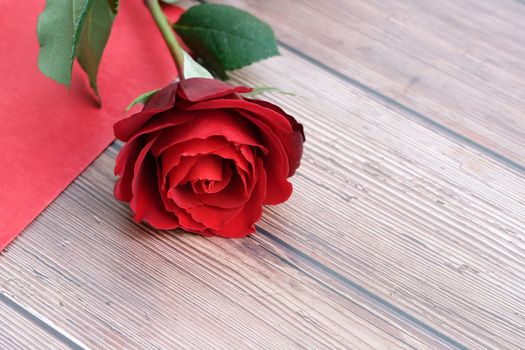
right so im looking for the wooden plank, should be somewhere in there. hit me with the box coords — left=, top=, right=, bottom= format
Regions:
left=224, top=49, right=525, bottom=349
left=2, top=44, right=524, bottom=348
left=209, top=0, right=525, bottom=169
left=0, top=292, right=80, bottom=349
left=0, top=147, right=442, bottom=349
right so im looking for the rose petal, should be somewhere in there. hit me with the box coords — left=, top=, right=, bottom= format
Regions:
left=214, top=143, right=252, bottom=173
left=156, top=164, right=207, bottom=234
left=151, top=110, right=264, bottom=156
left=157, top=136, right=250, bottom=193
left=166, top=157, right=199, bottom=187
left=114, top=138, right=142, bottom=202
left=245, top=98, right=305, bottom=140
left=245, top=98, right=305, bottom=176
left=173, top=206, right=208, bottom=233
left=169, top=169, right=249, bottom=209
left=180, top=98, right=293, bottom=134
left=187, top=204, right=244, bottom=230
left=198, top=169, right=251, bottom=208
left=178, top=97, right=303, bottom=178
left=159, top=189, right=207, bottom=233
left=129, top=137, right=179, bottom=229
left=167, top=184, right=200, bottom=209
left=212, top=162, right=267, bottom=238
left=206, top=163, right=233, bottom=193
left=114, top=83, right=179, bottom=141
left=160, top=138, right=253, bottom=194
left=282, top=130, right=304, bottom=177
left=234, top=110, right=292, bottom=205
left=192, top=163, right=233, bottom=194
left=117, top=108, right=196, bottom=145
left=181, top=155, right=223, bottom=182
left=160, top=139, right=220, bottom=183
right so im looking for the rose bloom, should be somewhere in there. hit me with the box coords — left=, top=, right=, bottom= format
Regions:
left=114, top=78, right=304, bottom=237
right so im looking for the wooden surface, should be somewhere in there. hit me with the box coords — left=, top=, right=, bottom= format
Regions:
left=0, top=293, right=76, bottom=349
left=2, top=0, right=525, bottom=349
left=211, top=0, right=525, bottom=169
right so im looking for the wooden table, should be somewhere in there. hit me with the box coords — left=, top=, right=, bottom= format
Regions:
left=2, top=0, right=524, bottom=348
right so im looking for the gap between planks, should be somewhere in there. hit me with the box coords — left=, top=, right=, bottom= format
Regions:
left=0, top=292, right=87, bottom=350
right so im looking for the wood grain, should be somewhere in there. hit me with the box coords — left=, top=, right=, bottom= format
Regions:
left=209, top=0, right=525, bottom=169
left=0, top=148, right=442, bottom=350
left=2, top=44, right=524, bottom=348
left=2, top=1, right=525, bottom=348
left=222, top=49, right=525, bottom=349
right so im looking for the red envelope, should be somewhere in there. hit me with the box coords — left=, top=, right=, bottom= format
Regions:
left=0, top=0, right=182, bottom=250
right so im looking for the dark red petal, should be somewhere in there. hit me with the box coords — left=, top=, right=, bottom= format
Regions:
left=177, top=99, right=304, bottom=177
left=212, top=162, right=267, bottom=238
left=213, top=143, right=252, bottom=173
left=156, top=163, right=207, bottom=233
left=158, top=187, right=207, bottom=233
left=129, top=138, right=179, bottom=229
left=160, top=137, right=252, bottom=175
left=193, top=164, right=233, bottom=194
left=114, top=138, right=142, bottom=202
left=160, top=138, right=219, bottom=168
left=178, top=97, right=303, bottom=177
left=245, top=98, right=304, bottom=176
left=181, top=155, right=223, bottom=182
left=151, top=110, right=265, bottom=156
left=169, top=170, right=249, bottom=209
left=172, top=205, right=207, bottom=232
left=160, top=140, right=219, bottom=183
left=166, top=157, right=199, bottom=187
left=198, top=170, right=251, bottom=208
left=245, top=98, right=305, bottom=141
left=181, top=98, right=293, bottom=134
left=167, top=185, right=201, bottom=209
left=234, top=110, right=292, bottom=205
left=114, top=83, right=178, bottom=141
left=187, top=204, right=244, bottom=230
left=280, top=129, right=303, bottom=177
left=120, top=108, right=197, bottom=148
left=235, top=145, right=256, bottom=193
left=209, top=164, right=234, bottom=193
left=160, top=140, right=250, bottom=194
left=178, top=78, right=252, bottom=102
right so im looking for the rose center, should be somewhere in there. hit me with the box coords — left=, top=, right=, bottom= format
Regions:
left=181, top=158, right=234, bottom=195
left=192, top=178, right=216, bottom=193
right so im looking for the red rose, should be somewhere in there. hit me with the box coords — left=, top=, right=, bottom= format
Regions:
left=113, top=78, right=304, bottom=237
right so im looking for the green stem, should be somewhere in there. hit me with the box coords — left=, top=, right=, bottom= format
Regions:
left=145, top=0, right=185, bottom=79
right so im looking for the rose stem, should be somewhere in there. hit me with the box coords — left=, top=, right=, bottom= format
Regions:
left=145, top=0, right=186, bottom=79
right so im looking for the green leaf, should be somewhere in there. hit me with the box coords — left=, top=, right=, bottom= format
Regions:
left=37, top=0, right=93, bottom=86
left=242, top=86, right=295, bottom=98
left=182, top=51, right=213, bottom=80
left=77, top=0, right=118, bottom=99
left=125, top=89, right=161, bottom=112
left=37, top=0, right=118, bottom=101
left=173, top=4, right=279, bottom=78
left=160, top=0, right=180, bottom=4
